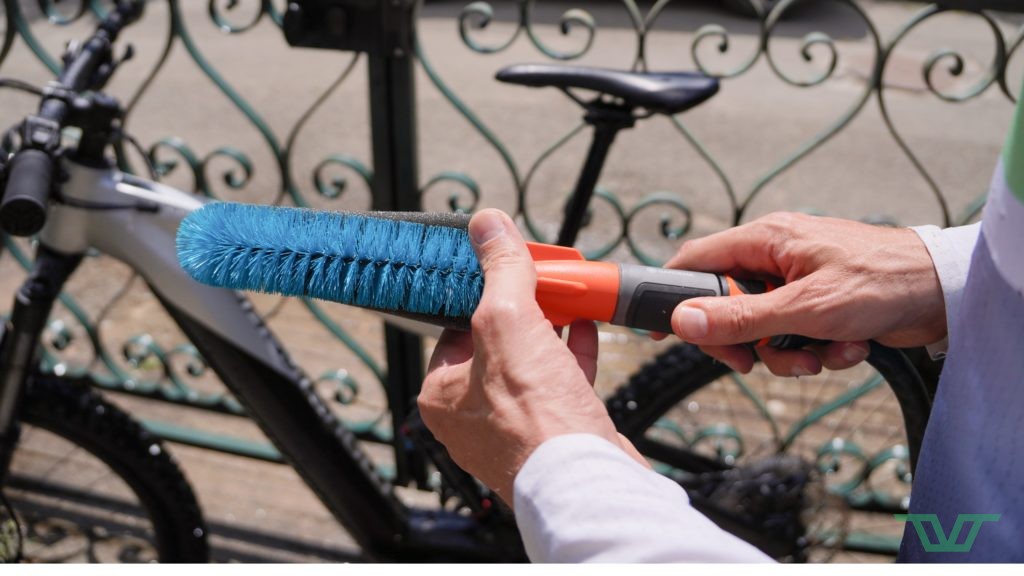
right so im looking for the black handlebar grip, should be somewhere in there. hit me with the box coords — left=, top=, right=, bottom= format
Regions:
left=763, top=334, right=829, bottom=350
left=726, top=278, right=830, bottom=350
left=1, top=149, right=53, bottom=237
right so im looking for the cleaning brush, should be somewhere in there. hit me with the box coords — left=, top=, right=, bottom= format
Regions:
left=176, top=202, right=483, bottom=328
left=177, top=202, right=821, bottom=348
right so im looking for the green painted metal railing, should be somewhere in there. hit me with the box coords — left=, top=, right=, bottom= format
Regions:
left=1, top=0, right=1021, bottom=556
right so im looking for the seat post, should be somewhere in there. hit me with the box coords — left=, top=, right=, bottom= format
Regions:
left=557, top=107, right=635, bottom=247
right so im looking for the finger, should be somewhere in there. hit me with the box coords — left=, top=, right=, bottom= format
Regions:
left=755, top=345, right=822, bottom=377
left=469, top=209, right=537, bottom=307
left=427, top=328, right=474, bottom=372
left=671, top=282, right=810, bottom=346
left=812, top=341, right=870, bottom=371
left=617, top=433, right=652, bottom=469
left=665, top=217, right=789, bottom=277
left=699, top=344, right=755, bottom=374
left=567, top=320, right=598, bottom=385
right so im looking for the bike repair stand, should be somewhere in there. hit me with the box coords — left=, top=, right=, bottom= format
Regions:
left=284, top=0, right=425, bottom=488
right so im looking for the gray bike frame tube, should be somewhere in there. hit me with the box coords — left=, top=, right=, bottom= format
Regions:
left=41, top=166, right=291, bottom=368
left=37, top=163, right=418, bottom=556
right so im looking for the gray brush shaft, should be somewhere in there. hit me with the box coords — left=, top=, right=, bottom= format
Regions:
left=359, top=211, right=470, bottom=229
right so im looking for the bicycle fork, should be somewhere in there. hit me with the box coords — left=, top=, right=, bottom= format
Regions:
left=0, top=244, right=82, bottom=478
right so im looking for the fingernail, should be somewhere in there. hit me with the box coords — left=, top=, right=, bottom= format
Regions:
left=674, top=306, right=708, bottom=339
left=792, top=365, right=813, bottom=377
left=842, top=342, right=870, bottom=364
left=470, top=210, right=506, bottom=246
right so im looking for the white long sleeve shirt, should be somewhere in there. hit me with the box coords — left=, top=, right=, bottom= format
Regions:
left=513, top=433, right=773, bottom=562
left=910, top=223, right=981, bottom=358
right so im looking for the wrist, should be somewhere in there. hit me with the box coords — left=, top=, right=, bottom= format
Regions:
left=496, top=424, right=622, bottom=505
left=861, top=226, right=947, bottom=347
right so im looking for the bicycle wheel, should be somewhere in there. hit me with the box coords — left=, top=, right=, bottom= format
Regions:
left=607, top=342, right=930, bottom=562
left=0, top=374, right=208, bottom=562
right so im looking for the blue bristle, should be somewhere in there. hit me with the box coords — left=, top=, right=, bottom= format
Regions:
left=176, top=202, right=483, bottom=321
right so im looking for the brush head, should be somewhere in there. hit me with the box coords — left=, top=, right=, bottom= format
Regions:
left=176, top=202, right=482, bottom=328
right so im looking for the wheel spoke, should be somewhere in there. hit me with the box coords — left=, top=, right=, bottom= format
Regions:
left=36, top=445, right=84, bottom=486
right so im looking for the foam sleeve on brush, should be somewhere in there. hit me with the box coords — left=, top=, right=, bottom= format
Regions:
left=176, top=202, right=482, bottom=328
left=361, top=211, right=471, bottom=230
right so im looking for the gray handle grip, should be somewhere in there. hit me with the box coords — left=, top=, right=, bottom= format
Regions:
left=611, top=265, right=725, bottom=334
left=612, top=264, right=828, bottom=350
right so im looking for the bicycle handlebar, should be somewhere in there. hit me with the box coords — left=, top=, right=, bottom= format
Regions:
left=0, top=1, right=141, bottom=236
left=0, top=150, right=54, bottom=236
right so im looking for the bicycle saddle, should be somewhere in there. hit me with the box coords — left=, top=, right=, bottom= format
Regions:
left=496, top=63, right=719, bottom=115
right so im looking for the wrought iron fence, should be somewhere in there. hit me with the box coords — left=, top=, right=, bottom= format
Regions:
left=0, top=0, right=1021, bottom=552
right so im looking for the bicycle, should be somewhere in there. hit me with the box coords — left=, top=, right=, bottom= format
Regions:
left=0, top=0, right=932, bottom=563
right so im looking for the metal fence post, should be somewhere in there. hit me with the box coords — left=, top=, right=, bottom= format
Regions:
left=368, top=40, right=425, bottom=488
left=283, top=0, right=425, bottom=486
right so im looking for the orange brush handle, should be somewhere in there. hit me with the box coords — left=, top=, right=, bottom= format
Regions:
left=524, top=242, right=826, bottom=350
left=534, top=260, right=620, bottom=326
left=527, top=242, right=775, bottom=329
left=527, top=241, right=619, bottom=326
left=527, top=242, right=737, bottom=331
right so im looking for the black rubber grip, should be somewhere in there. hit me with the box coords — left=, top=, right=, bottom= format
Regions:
left=763, top=334, right=829, bottom=350
left=725, top=277, right=829, bottom=350
left=1, top=149, right=53, bottom=237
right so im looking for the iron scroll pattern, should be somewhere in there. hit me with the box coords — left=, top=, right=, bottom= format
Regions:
left=423, top=0, right=1018, bottom=547
left=0, top=0, right=389, bottom=444
left=434, top=0, right=1021, bottom=251
left=0, top=0, right=1018, bottom=546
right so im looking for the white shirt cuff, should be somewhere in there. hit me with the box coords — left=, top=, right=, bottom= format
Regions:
left=513, top=433, right=773, bottom=563
left=910, top=223, right=980, bottom=359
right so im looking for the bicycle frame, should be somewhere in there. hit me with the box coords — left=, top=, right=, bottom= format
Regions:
left=0, top=157, right=521, bottom=561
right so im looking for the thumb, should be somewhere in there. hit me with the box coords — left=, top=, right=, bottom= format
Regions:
left=671, top=283, right=807, bottom=345
left=469, top=209, right=536, bottom=306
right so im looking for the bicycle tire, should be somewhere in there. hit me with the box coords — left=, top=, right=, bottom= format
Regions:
left=2, top=374, right=208, bottom=563
left=606, top=341, right=931, bottom=561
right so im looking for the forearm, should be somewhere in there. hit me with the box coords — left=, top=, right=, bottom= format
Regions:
left=513, top=434, right=773, bottom=563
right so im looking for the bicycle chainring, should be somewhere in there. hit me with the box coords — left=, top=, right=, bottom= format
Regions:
left=687, top=454, right=849, bottom=561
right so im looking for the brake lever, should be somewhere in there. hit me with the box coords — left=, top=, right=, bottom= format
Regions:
left=93, top=43, right=135, bottom=89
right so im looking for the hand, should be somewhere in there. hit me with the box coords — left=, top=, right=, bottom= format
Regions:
left=418, top=209, right=646, bottom=505
left=661, top=212, right=946, bottom=376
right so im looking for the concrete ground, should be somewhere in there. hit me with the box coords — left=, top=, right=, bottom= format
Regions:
left=0, top=0, right=1021, bottom=562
